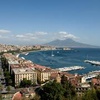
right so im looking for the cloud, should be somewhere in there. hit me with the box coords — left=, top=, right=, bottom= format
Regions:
left=0, top=35, right=9, bottom=39
left=35, top=32, right=48, bottom=35
left=12, top=31, right=48, bottom=45
left=15, top=33, right=37, bottom=41
left=15, top=31, right=48, bottom=41
left=0, top=31, right=78, bottom=45
left=0, top=29, right=11, bottom=34
left=16, top=35, right=25, bottom=38
left=25, top=33, right=34, bottom=36
left=58, top=31, right=78, bottom=40
left=14, top=31, right=78, bottom=45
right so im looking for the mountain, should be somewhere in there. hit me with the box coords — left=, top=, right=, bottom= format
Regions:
left=44, top=39, right=98, bottom=48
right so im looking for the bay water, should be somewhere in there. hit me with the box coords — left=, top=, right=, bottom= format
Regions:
left=20, top=48, right=100, bottom=74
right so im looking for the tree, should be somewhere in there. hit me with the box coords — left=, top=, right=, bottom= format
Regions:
left=36, top=75, right=77, bottom=100
left=0, top=94, right=2, bottom=100
left=0, top=71, right=2, bottom=75
left=38, top=81, right=65, bottom=100
left=96, top=74, right=100, bottom=79
left=8, top=79, right=12, bottom=85
left=0, top=84, right=3, bottom=91
left=4, top=71, right=11, bottom=85
left=31, top=94, right=40, bottom=100
left=96, top=89, right=100, bottom=99
left=61, top=75, right=68, bottom=85
left=6, top=86, right=11, bottom=92
left=82, top=88, right=98, bottom=100
left=20, top=78, right=32, bottom=87
left=61, top=75, right=76, bottom=100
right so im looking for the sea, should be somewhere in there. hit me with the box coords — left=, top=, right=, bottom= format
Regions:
left=20, top=48, right=100, bottom=75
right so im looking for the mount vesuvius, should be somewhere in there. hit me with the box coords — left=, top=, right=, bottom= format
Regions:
left=44, top=39, right=98, bottom=48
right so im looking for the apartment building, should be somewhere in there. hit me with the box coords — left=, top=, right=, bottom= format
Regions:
left=36, top=66, right=59, bottom=82
left=12, top=68, right=37, bottom=86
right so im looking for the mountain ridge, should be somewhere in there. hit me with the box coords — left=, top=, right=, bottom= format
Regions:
left=44, top=39, right=99, bottom=48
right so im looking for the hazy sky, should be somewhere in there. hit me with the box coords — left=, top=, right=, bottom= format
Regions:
left=0, top=0, right=100, bottom=46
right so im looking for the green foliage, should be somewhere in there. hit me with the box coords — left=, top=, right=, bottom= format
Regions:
left=4, top=70, right=12, bottom=85
left=31, top=94, right=40, bottom=100
left=32, top=82, right=37, bottom=86
left=0, top=71, right=2, bottom=75
left=0, top=84, right=3, bottom=91
left=0, top=94, right=2, bottom=100
left=6, top=86, right=11, bottom=91
left=37, top=75, right=77, bottom=100
left=39, top=81, right=65, bottom=100
left=61, top=75, right=76, bottom=99
left=61, top=74, right=68, bottom=85
left=96, top=74, right=100, bottom=79
left=96, top=89, right=100, bottom=99
left=24, top=81, right=100, bottom=100
left=82, top=88, right=98, bottom=100
left=20, top=78, right=32, bottom=87
left=4, top=71, right=10, bottom=77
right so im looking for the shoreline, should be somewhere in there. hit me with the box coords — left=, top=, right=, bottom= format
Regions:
left=16, top=49, right=42, bottom=57
left=18, top=49, right=69, bottom=56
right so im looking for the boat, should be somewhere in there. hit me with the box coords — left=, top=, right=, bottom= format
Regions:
left=25, top=53, right=29, bottom=55
left=16, top=54, right=19, bottom=58
left=51, top=51, right=54, bottom=57
left=21, top=57, right=25, bottom=60
left=51, top=54, right=54, bottom=57
left=57, top=51, right=59, bottom=53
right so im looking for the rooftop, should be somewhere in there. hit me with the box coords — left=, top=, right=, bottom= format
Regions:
left=13, top=68, right=36, bottom=74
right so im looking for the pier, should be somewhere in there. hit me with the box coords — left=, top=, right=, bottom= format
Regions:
left=82, top=70, right=100, bottom=82
left=57, top=66, right=85, bottom=72
left=84, top=60, right=100, bottom=66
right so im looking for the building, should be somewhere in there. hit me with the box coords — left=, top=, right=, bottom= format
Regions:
left=12, top=68, right=37, bottom=86
left=36, top=68, right=51, bottom=82
left=75, top=83, right=91, bottom=96
left=35, top=64, right=59, bottom=82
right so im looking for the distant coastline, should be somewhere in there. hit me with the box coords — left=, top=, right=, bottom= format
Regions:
left=17, top=47, right=72, bottom=57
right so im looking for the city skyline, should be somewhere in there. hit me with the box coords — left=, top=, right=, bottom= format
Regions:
left=0, top=0, right=100, bottom=46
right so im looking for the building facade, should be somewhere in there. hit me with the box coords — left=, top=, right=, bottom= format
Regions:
left=12, top=68, right=37, bottom=86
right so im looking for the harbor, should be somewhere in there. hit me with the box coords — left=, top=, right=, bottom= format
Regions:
left=56, top=66, right=85, bottom=72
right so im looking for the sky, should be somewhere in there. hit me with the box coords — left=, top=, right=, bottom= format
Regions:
left=0, top=0, right=100, bottom=46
